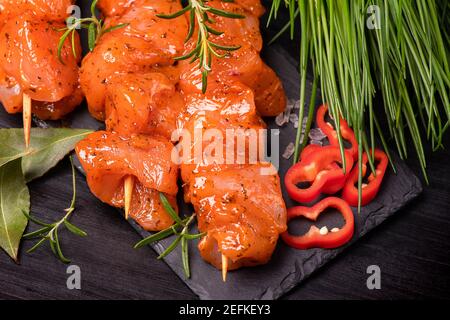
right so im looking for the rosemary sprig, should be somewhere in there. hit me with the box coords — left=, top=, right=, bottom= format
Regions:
left=134, top=193, right=205, bottom=278
left=57, top=0, right=128, bottom=63
left=157, top=0, right=244, bottom=93
left=22, top=157, right=87, bottom=264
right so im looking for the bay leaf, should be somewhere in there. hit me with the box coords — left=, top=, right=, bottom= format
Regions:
left=0, top=128, right=92, bottom=182
left=0, top=159, right=30, bottom=262
left=0, top=129, right=29, bottom=168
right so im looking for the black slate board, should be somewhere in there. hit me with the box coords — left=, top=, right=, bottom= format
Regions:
left=62, top=43, right=422, bottom=300
left=8, top=0, right=421, bottom=300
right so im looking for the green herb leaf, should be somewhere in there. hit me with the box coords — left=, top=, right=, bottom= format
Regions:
left=156, top=5, right=192, bottom=19
left=64, top=220, right=88, bottom=237
left=183, top=232, right=206, bottom=240
left=57, top=28, right=73, bottom=64
left=181, top=237, right=190, bottom=278
left=53, top=228, right=71, bottom=264
left=0, top=128, right=92, bottom=182
left=23, top=226, right=52, bottom=239
left=88, top=23, right=97, bottom=52
left=207, top=7, right=245, bottom=19
left=21, top=210, right=51, bottom=227
left=0, top=160, right=30, bottom=262
left=0, top=130, right=31, bottom=168
left=21, top=128, right=92, bottom=182
left=103, top=23, right=129, bottom=34
left=157, top=236, right=182, bottom=260
left=159, top=193, right=184, bottom=225
left=26, top=237, right=47, bottom=253
left=23, top=158, right=86, bottom=263
left=134, top=226, right=179, bottom=249
left=157, top=0, right=246, bottom=93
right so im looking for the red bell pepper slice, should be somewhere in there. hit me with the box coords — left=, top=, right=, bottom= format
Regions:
left=281, top=197, right=355, bottom=249
left=342, top=149, right=388, bottom=206
left=316, top=104, right=358, bottom=161
left=300, top=144, right=322, bottom=160
left=285, top=145, right=354, bottom=203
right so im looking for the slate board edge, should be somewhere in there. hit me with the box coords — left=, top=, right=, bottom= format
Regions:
left=264, top=161, right=424, bottom=300
left=52, top=43, right=422, bottom=300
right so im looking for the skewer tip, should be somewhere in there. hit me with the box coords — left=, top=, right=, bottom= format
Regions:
left=222, top=254, right=228, bottom=282
left=23, top=94, right=32, bottom=149
left=124, top=176, right=134, bottom=220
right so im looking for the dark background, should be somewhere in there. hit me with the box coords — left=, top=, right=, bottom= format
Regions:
left=1, top=1, right=450, bottom=300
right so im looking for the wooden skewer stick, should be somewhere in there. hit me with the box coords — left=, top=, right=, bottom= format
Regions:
left=222, top=254, right=228, bottom=282
left=23, top=93, right=32, bottom=149
left=124, top=175, right=134, bottom=220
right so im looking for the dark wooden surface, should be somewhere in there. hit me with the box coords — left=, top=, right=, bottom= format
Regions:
left=1, top=109, right=449, bottom=300
left=1, top=3, right=450, bottom=299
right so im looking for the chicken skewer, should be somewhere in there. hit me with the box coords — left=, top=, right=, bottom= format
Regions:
left=77, top=0, right=187, bottom=226
left=23, top=94, right=32, bottom=148
left=76, top=0, right=286, bottom=279
left=0, top=0, right=82, bottom=148
left=222, top=255, right=228, bottom=282
left=175, top=0, right=287, bottom=279
left=124, top=176, right=134, bottom=220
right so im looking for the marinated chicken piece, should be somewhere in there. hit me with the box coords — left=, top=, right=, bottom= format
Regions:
left=97, top=0, right=138, bottom=17
left=80, top=0, right=188, bottom=119
left=76, top=131, right=179, bottom=231
left=185, top=163, right=287, bottom=270
left=178, top=43, right=262, bottom=92
left=178, top=81, right=266, bottom=187
left=0, top=15, right=82, bottom=119
left=29, top=84, right=84, bottom=120
left=208, top=0, right=263, bottom=51
left=126, top=184, right=178, bottom=231
left=234, top=0, right=265, bottom=17
left=0, top=0, right=74, bottom=22
left=252, top=63, right=287, bottom=117
left=105, top=72, right=184, bottom=140
left=97, top=0, right=265, bottom=19
left=177, top=0, right=286, bottom=116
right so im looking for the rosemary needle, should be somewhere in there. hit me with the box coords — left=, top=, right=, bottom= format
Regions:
left=57, top=0, right=128, bottom=63
left=134, top=193, right=205, bottom=278
left=22, top=157, right=87, bottom=264
left=157, top=0, right=244, bottom=93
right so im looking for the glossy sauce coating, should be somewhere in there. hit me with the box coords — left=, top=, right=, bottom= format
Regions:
left=163, top=0, right=289, bottom=270
left=97, top=0, right=138, bottom=17
left=76, top=131, right=179, bottom=231
left=97, top=0, right=266, bottom=18
left=186, top=163, right=287, bottom=270
left=105, top=72, right=184, bottom=140
left=0, top=15, right=82, bottom=119
left=0, top=0, right=74, bottom=23
left=178, top=81, right=266, bottom=187
left=127, top=184, right=178, bottom=231
left=233, top=0, right=265, bottom=17
left=78, top=0, right=288, bottom=268
left=177, top=0, right=286, bottom=117
left=80, top=0, right=188, bottom=119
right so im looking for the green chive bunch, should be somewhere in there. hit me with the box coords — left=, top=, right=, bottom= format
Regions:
left=269, top=0, right=450, bottom=193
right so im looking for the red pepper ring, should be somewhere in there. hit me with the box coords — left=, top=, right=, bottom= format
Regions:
left=300, top=144, right=341, bottom=170
left=300, top=144, right=322, bottom=160
left=281, top=197, right=355, bottom=249
left=316, top=104, right=359, bottom=161
left=342, top=149, right=388, bottom=207
left=285, top=145, right=354, bottom=203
